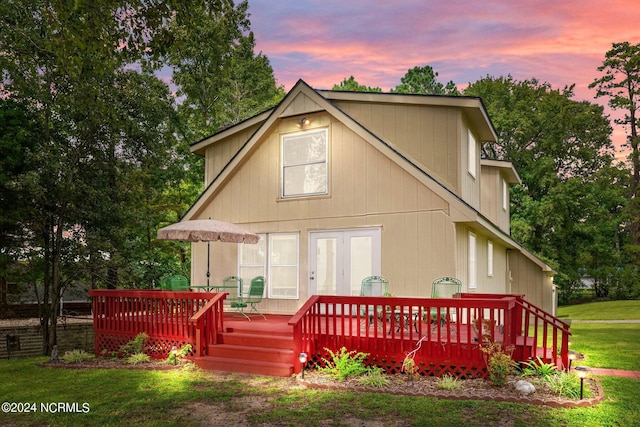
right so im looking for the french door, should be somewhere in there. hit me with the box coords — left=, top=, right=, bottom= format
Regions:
left=308, top=228, right=381, bottom=297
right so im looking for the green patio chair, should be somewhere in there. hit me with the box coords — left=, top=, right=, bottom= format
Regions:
left=169, top=274, right=189, bottom=291
left=429, top=276, right=462, bottom=325
left=245, top=276, right=266, bottom=320
left=160, top=275, right=173, bottom=290
left=360, top=276, right=389, bottom=329
left=222, top=276, right=248, bottom=319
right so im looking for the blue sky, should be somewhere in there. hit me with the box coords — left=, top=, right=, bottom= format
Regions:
left=246, top=0, right=639, bottom=155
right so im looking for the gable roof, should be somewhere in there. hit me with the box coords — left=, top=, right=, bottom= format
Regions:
left=183, top=80, right=552, bottom=273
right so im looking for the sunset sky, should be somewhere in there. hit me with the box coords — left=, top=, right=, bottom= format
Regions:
left=246, top=0, right=639, bottom=156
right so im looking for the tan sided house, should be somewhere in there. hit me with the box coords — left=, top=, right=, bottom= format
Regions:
left=183, top=80, right=557, bottom=316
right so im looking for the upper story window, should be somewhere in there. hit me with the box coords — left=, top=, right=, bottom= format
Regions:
left=281, top=128, right=328, bottom=198
left=502, top=178, right=508, bottom=211
left=467, top=129, right=477, bottom=179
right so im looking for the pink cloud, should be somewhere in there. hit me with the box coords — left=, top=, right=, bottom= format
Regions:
left=248, top=0, right=639, bottom=155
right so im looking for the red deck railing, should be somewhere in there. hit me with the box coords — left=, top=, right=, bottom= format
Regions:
left=289, top=294, right=570, bottom=378
left=90, top=290, right=570, bottom=378
left=89, top=289, right=218, bottom=358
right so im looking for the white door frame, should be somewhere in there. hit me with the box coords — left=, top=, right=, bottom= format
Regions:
left=308, top=227, right=381, bottom=296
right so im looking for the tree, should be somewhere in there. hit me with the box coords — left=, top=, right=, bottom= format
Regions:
left=465, top=76, right=626, bottom=302
left=149, top=0, right=283, bottom=141
left=590, top=41, right=640, bottom=247
left=332, top=76, right=382, bottom=92
left=0, top=0, right=181, bottom=354
left=393, top=66, right=461, bottom=95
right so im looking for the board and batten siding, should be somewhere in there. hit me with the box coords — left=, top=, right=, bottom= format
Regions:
left=509, top=252, right=555, bottom=314
left=333, top=101, right=462, bottom=194
left=191, top=113, right=458, bottom=314
left=480, top=166, right=511, bottom=234
left=204, top=124, right=261, bottom=186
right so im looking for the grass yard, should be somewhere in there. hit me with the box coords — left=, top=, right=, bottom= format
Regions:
left=558, top=300, right=640, bottom=371
left=557, top=299, right=640, bottom=320
left=0, top=357, right=639, bottom=427
left=1, top=300, right=638, bottom=426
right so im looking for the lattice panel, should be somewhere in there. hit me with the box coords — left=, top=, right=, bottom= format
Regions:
left=96, top=333, right=195, bottom=359
left=306, top=350, right=489, bottom=380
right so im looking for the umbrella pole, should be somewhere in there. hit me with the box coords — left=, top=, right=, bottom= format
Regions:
left=207, top=241, right=210, bottom=288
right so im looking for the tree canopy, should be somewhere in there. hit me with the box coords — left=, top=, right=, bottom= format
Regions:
left=0, top=0, right=283, bottom=354
left=465, top=75, right=634, bottom=301
left=392, top=66, right=461, bottom=95
left=590, top=41, right=640, bottom=247
left=332, top=76, right=383, bottom=92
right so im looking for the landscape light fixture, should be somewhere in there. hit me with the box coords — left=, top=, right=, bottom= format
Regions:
left=297, top=117, right=310, bottom=127
left=298, top=352, right=308, bottom=379
left=568, top=351, right=577, bottom=371
left=575, top=365, right=591, bottom=399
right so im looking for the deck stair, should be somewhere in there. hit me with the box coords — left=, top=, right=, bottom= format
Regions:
left=194, top=316, right=295, bottom=377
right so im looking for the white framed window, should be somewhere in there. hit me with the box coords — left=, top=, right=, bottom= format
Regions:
left=502, top=178, right=508, bottom=211
left=281, top=128, right=328, bottom=198
left=238, top=234, right=266, bottom=296
left=487, top=241, right=494, bottom=277
left=468, top=232, right=477, bottom=289
left=467, top=129, right=477, bottom=178
left=268, top=233, right=299, bottom=299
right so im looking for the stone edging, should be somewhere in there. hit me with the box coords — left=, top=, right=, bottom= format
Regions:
left=297, top=376, right=604, bottom=408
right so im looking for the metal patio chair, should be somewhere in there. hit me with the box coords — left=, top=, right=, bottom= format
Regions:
left=245, top=276, right=266, bottom=320
left=222, top=276, right=249, bottom=320
left=360, top=276, right=389, bottom=330
left=429, top=276, right=462, bottom=326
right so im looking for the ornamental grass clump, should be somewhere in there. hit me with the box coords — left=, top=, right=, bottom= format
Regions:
left=62, top=349, right=95, bottom=364
left=437, top=374, right=463, bottom=392
left=545, top=371, right=585, bottom=399
left=357, top=366, right=391, bottom=388
left=125, top=353, right=151, bottom=365
left=480, top=341, right=516, bottom=386
left=319, top=347, right=370, bottom=381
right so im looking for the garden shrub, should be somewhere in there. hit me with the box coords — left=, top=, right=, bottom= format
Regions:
left=480, top=341, right=515, bottom=386
left=119, top=333, right=148, bottom=356
left=319, top=347, right=370, bottom=381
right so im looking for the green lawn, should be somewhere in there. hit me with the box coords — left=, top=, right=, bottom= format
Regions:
left=557, top=300, right=640, bottom=371
left=1, top=300, right=639, bottom=426
left=0, top=357, right=639, bottom=427
left=557, top=299, right=640, bottom=320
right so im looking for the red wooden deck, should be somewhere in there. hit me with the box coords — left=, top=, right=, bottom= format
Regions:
left=89, top=290, right=571, bottom=378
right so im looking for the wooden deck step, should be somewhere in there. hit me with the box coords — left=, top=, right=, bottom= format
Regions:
left=195, top=356, right=294, bottom=377
left=194, top=316, right=295, bottom=377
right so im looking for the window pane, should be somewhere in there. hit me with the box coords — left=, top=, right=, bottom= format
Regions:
left=469, top=232, right=477, bottom=288
left=283, top=130, right=326, bottom=165
left=240, top=235, right=265, bottom=265
left=283, top=163, right=327, bottom=196
left=316, top=237, right=337, bottom=295
left=487, top=241, right=494, bottom=277
left=269, top=233, right=299, bottom=299
left=270, top=234, right=298, bottom=265
left=350, top=236, right=372, bottom=296
left=240, top=267, right=265, bottom=284
left=270, top=266, right=298, bottom=297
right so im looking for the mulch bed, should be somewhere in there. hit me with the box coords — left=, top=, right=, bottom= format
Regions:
left=298, top=371, right=604, bottom=408
left=40, top=357, right=603, bottom=408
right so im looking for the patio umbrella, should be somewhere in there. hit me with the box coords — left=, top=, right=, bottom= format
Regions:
left=157, top=219, right=259, bottom=287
